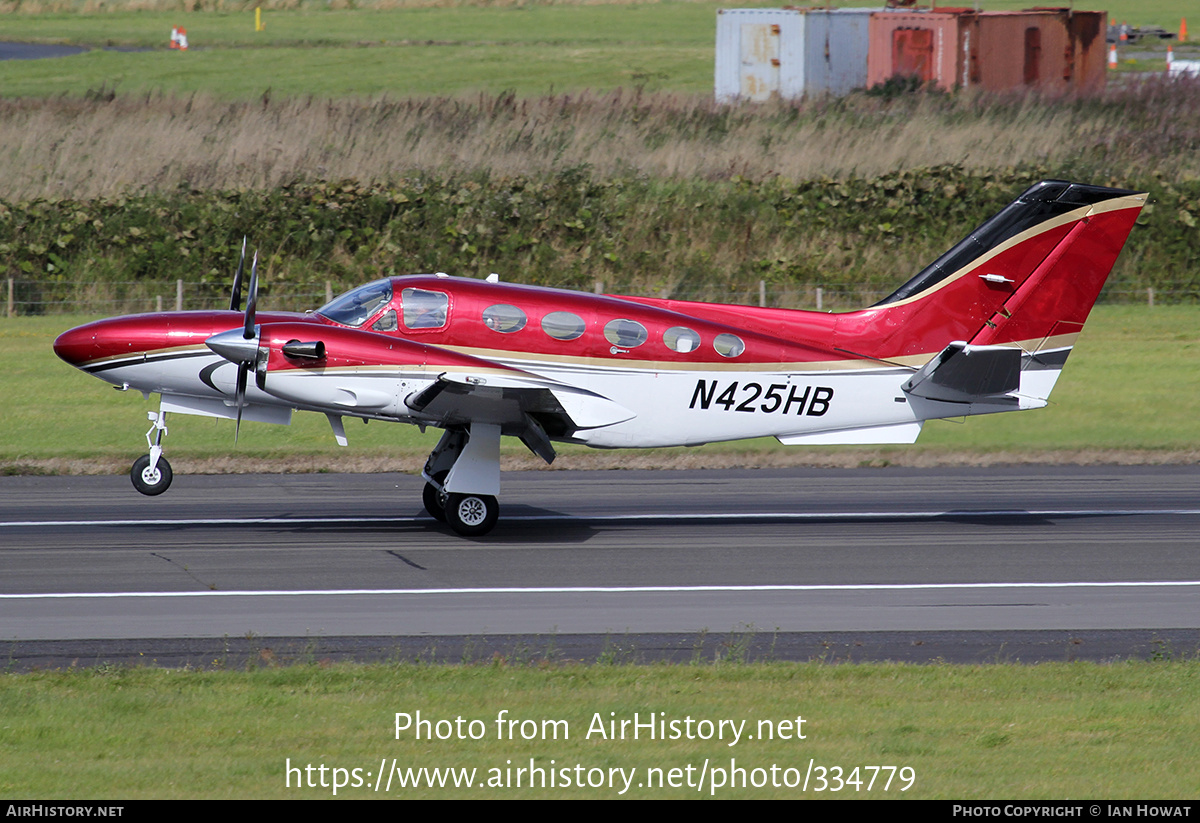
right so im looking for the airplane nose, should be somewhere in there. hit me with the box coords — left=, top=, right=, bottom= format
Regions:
left=53, top=323, right=98, bottom=367
left=53, top=315, right=174, bottom=369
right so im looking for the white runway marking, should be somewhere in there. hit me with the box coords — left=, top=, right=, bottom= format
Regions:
left=4, top=580, right=1200, bottom=600
left=5, top=507, right=1200, bottom=530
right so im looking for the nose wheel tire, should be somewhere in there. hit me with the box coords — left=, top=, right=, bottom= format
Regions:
left=131, top=454, right=172, bottom=496
left=445, top=493, right=499, bottom=537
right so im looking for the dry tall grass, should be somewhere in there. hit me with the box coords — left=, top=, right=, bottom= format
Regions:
left=3, top=83, right=1195, bottom=201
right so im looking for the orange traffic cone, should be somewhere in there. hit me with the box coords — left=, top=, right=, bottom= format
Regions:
left=1108, top=44, right=1118, bottom=69
left=1168, top=44, right=1174, bottom=66
left=1182, top=18, right=1188, bottom=43
left=169, top=26, right=179, bottom=49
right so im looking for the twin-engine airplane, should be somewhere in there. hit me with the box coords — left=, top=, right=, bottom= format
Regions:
left=55, top=181, right=1145, bottom=536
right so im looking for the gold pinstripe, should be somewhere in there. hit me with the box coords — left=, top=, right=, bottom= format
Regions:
left=78, top=333, right=1080, bottom=377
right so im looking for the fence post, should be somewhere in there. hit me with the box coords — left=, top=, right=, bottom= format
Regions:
left=759, top=280, right=766, bottom=307
left=156, top=295, right=163, bottom=312
left=6, top=278, right=12, bottom=318
left=816, top=287, right=823, bottom=311
left=1148, top=287, right=1154, bottom=307
left=594, top=280, right=603, bottom=294
left=176, top=279, right=183, bottom=312
left=325, top=281, right=333, bottom=304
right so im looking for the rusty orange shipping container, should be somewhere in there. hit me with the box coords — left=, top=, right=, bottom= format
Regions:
left=867, top=7, right=1107, bottom=94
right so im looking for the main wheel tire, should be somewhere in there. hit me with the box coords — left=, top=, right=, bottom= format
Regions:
left=422, top=471, right=449, bottom=522
left=445, top=492, right=499, bottom=537
left=131, top=454, right=172, bottom=496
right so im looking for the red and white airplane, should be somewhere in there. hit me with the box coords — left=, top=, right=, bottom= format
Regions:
left=55, top=180, right=1145, bottom=536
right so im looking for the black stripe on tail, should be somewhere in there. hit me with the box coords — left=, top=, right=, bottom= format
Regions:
left=874, top=180, right=1142, bottom=307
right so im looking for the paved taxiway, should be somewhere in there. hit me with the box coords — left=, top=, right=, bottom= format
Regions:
left=2, top=466, right=1199, bottom=653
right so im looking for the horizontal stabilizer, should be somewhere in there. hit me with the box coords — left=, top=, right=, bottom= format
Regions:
left=902, top=342, right=1021, bottom=404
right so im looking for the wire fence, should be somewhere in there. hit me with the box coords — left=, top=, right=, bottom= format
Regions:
left=1, top=277, right=1188, bottom=317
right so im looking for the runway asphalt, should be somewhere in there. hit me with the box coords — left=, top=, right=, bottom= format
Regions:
left=3, top=466, right=1198, bottom=666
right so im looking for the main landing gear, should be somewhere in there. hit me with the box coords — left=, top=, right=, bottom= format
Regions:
left=421, top=424, right=502, bottom=537
left=131, top=409, right=172, bottom=496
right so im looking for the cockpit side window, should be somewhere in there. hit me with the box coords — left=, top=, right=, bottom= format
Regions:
left=402, top=288, right=449, bottom=330
left=371, top=309, right=398, bottom=333
left=316, top=279, right=393, bottom=328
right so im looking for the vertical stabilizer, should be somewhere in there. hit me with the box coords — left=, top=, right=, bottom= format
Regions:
left=838, top=181, right=1145, bottom=405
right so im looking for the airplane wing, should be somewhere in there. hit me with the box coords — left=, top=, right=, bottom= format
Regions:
left=406, top=371, right=636, bottom=463
left=246, top=321, right=635, bottom=464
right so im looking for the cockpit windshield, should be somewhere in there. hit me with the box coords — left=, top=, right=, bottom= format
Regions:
left=316, top=279, right=393, bottom=327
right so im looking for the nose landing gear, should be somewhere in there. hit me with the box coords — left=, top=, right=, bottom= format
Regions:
left=131, top=409, right=172, bottom=496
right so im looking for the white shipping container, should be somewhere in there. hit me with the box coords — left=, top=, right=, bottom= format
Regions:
left=715, top=8, right=879, bottom=102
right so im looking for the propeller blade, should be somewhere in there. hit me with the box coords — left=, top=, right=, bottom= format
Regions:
left=244, top=251, right=259, bottom=340
left=234, top=362, right=248, bottom=444
left=208, top=246, right=260, bottom=446
left=229, top=237, right=247, bottom=312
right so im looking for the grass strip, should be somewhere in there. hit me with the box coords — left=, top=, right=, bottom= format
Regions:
left=2, top=660, right=1198, bottom=798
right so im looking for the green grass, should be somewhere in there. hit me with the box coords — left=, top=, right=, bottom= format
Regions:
left=0, top=3, right=720, bottom=97
left=978, top=0, right=1193, bottom=31
left=0, top=42, right=709, bottom=99
left=0, top=0, right=1193, bottom=99
left=0, top=4, right=720, bottom=47
left=4, top=304, right=1198, bottom=472
left=2, top=661, right=1198, bottom=798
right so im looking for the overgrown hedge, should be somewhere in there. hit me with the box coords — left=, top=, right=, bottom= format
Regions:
left=3, top=165, right=1195, bottom=313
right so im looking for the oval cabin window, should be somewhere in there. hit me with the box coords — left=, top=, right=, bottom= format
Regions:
left=603, top=318, right=648, bottom=348
left=714, top=333, right=745, bottom=358
left=482, top=304, right=527, bottom=333
left=663, top=326, right=700, bottom=353
left=541, top=311, right=586, bottom=341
